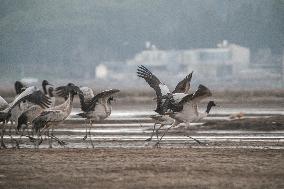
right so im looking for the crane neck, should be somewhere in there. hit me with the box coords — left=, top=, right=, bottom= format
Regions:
left=205, top=103, right=214, bottom=114
left=42, top=83, right=47, bottom=95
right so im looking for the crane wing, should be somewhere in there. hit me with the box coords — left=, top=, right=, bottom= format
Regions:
left=137, top=65, right=171, bottom=114
left=9, top=87, right=51, bottom=110
left=0, top=96, right=8, bottom=111
left=80, top=89, right=120, bottom=112
left=178, top=84, right=212, bottom=106
left=172, top=71, right=193, bottom=93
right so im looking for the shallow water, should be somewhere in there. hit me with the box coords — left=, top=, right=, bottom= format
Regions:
left=3, top=107, right=284, bottom=149
left=71, top=107, right=284, bottom=118
left=5, top=122, right=284, bottom=150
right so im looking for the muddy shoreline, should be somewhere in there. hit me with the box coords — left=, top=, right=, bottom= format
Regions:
left=192, top=116, right=284, bottom=131
left=0, top=148, right=283, bottom=189
left=0, top=92, right=283, bottom=188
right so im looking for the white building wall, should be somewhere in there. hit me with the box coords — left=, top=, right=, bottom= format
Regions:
left=125, top=43, right=259, bottom=89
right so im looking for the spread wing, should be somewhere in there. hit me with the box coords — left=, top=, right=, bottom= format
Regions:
left=137, top=65, right=170, bottom=114
left=167, top=84, right=212, bottom=113
left=55, top=85, right=69, bottom=99
left=137, top=65, right=170, bottom=96
left=0, top=96, right=8, bottom=111
left=177, top=94, right=194, bottom=105
left=165, top=93, right=193, bottom=112
left=9, top=87, right=51, bottom=110
left=23, top=90, right=52, bottom=109
left=80, top=89, right=120, bottom=112
left=178, top=84, right=212, bottom=106
left=172, top=71, right=193, bottom=93
left=55, top=84, right=81, bottom=99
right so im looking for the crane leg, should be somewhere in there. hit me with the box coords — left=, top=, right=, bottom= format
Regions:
left=48, top=124, right=56, bottom=148
left=8, top=121, right=14, bottom=148
left=82, top=119, right=88, bottom=140
left=145, top=123, right=157, bottom=141
left=155, top=124, right=164, bottom=140
left=48, top=128, right=52, bottom=148
left=35, top=132, right=43, bottom=149
left=9, top=121, right=20, bottom=149
left=185, top=135, right=203, bottom=145
left=154, top=124, right=174, bottom=148
left=44, top=124, right=65, bottom=147
left=89, top=120, right=94, bottom=149
left=1, top=121, right=7, bottom=149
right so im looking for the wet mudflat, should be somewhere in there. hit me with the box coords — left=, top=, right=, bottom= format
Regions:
left=1, top=104, right=284, bottom=188
left=4, top=112, right=284, bottom=149
left=0, top=148, right=283, bottom=189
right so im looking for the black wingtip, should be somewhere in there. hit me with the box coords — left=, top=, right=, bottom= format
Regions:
left=194, top=84, right=212, bottom=98
left=137, top=68, right=152, bottom=79
left=198, top=84, right=207, bottom=90
left=137, top=65, right=151, bottom=74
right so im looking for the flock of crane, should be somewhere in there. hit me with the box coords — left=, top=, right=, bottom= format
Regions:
left=0, top=65, right=216, bottom=149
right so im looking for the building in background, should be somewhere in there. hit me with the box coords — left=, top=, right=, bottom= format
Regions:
left=179, top=41, right=250, bottom=82
left=126, top=41, right=252, bottom=89
left=38, top=41, right=284, bottom=89
left=125, top=41, right=284, bottom=89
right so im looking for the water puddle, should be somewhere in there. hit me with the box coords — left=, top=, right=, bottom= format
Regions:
left=3, top=108, right=284, bottom=149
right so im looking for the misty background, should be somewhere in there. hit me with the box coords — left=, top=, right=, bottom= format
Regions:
left=0, top=0, right=283, bottom=90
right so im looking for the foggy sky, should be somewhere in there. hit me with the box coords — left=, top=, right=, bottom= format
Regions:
left=0, top=0, right=283, bottom=82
